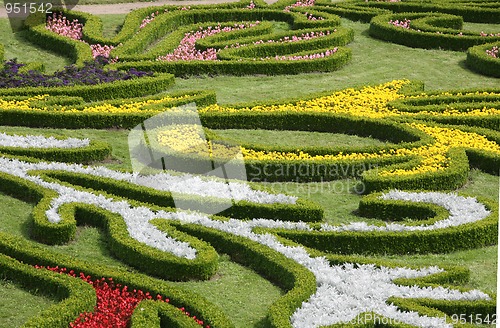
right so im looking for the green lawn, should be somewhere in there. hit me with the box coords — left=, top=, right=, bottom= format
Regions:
left=212, top=129, right=388, bottom=148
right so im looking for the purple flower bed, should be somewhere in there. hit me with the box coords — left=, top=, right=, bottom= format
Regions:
left=0, top=57, right=152, bottom=88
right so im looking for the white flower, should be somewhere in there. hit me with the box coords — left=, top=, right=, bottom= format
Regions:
left=0, top=132, right=89, bottom=149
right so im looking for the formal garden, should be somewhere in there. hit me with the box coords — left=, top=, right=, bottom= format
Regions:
left=0, top=0, right=499, bottom=326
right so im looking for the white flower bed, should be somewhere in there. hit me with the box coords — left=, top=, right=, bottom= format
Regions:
left=133, top=173, right=298, bottom=204
left=0, top=132, right=90, bottom=149
left=152, top=210, right=490, bottom=328
left=0, top=152, right=492, bottom=327
left=320, top=190, right=490, bottom=232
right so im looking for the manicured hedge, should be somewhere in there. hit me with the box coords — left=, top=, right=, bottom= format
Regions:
left=0, top=171, right=220, bottom=281
left=24, top=12, right=93, bottom=66
left=0, top=72, right=175, bottom=102
left=39, top=169, right=324, bottom=222
left=0, top=253, right=96, bottom=328
left=117, top=47, right=351, bottom=76
left=0, top=231, right=233, bottom=328
left=323, top=252, right=496, bottom=326
left=274, top=193, right=498, bottom=255
left=361, top=147, right=470, bottom=193
left=466, top=42, right=500, bottom=77
left=74, top=204, right=219, bottom=281
left=104, top=5, right=352, bottom=76
left=31, top=2, right=347, bottom=74
left=171, top=221, right=317, bottom=328
left=130, top=300, right=202, bottom=328
left=151, top=111, right=433, bottom=182
left=389, top=297, right=496, bottom=326
left=0, top=90, right=215, bottom=129
left=369, top=13, right=500, bottom=51
left=321, top=0, right=500, bottom=23
left=0, top=139, right=111, bottom=163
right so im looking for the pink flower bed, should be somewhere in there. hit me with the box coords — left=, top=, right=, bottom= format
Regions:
left=46, top=14, right=83, bottom=40
left=282, top=0, right=323, bottom=20
left=35, top=265, right=209, bottom=328
left=480, top=32, right=500, bottom=37
left=283, top=0, right=315, bottom=12
left=157, top=23, right=259, bottom=61
left=239, top=30, right=333, bottom=47
left=46, top=13, right=115, bottom=60
left=388, top=18, right=411, bottom=29
left=486, top=46, right=499, bottom=58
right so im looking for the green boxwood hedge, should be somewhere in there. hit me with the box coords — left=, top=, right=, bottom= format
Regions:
left=0, top=171, right=220, bottom=281
left=0, top=139, right=111, bottom=163
left=0, top=72, right=175, bottom=102
left=0, top=90, right=215, bottom=129
left=0, top=253, right=96, bottom=328
left=274, top=193, right=498, bottom=255
left=171, top=221, right=316, bottom=328
left=369, top=13, right=500, bottom=51
left=0, top=230, right=233, bottom=328
left=466, top=42, right=500, bottom=77
left=322, top=0, right=500, bottom=23
left=38, top=169, right=324, bottom=222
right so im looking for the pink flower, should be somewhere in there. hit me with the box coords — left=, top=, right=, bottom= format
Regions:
left=388, top=18, right=411, bottom=29
left=486, top=46, right=499, bottom=58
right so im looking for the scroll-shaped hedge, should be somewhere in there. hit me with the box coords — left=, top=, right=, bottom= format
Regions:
left=0, top=253, right=96, bottom=328
left=466, top=42, right=500, bottom=77
left=110, top=6, right=353, bottom=76
left=273, top=190, right=498, bottom=255
left=318, top=0, right=500, bottom=23
left=0, top=71, right=175, bottom=102
left=369, top=13, right=500, bottom=51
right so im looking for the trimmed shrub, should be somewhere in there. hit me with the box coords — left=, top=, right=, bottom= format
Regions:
left=466, top=42, right=500, bottom=77
left=275, top=194, right=498, bottom=255
left=0, top=72, right=175, bottom=102
left=0, top=253, right=96, bottom=328
left=369, top=13, right=500, bottom=51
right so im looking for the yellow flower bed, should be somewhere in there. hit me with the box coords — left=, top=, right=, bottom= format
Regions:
left=157, top=124, right=209, bottom=153
left=0, top=95, right=48, bottom=111
left=156, top=124, right=242, bottom=160
left=380, top=123, right=500, bottom=176
left=0, top=95, right=190, bottom=113
left=3, top=81, right=498, bottom=178
left=200, top=80, right=407, bottom=118
left=201, top=83, right=500, bottom=120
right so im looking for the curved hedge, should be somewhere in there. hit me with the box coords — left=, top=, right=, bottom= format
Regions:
left=0, top=231, right=233, bottom=328
left=466, top=42, right=500, bottom=77
left=171, top=221, right=317, bottom=328
left=150, top=111, right=432, bottom=184
left=273, top=192, right=498, bottom=255
left=0, top=90, right=215, bottom=129
left=0, top=139, right=111, bottom=163
left=320, top=0, right=500, bottom=23
left=0, top=253, right=96, bottom=328
left=38, top=169, right=324, bottom=222
left=23, top=3, right=354, bottom=76
left=24, top=12, right=93, bottom=66
left=0, top=171, right=220, bottom=281
left=0, top=72, right=175, bottom=102
left=369, top=13, right=500, bottom=51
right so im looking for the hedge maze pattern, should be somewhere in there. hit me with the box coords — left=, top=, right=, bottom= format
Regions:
left=0, top=0, right=499, bottom=327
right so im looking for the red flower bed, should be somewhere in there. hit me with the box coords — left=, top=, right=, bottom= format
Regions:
left=35, top=265, right=209, bottom=328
